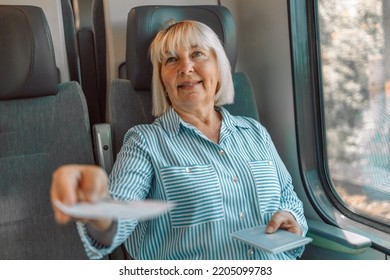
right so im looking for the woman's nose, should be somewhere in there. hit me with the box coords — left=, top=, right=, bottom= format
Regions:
left=178, top=58, right=194, bottom=75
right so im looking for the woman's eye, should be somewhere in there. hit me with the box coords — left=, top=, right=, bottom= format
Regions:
left=192, top=51, right=204, bottom=58
left=165, top=57, right=176, bottom=64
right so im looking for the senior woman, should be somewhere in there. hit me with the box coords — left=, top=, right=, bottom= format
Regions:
left=51, top=20, right=308, bottom=260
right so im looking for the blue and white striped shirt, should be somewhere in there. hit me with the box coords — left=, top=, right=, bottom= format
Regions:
left=78, top=107, right=308, bottom=259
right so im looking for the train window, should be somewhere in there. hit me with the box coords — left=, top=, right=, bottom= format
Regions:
left=318, top=0, right=390, bottom=225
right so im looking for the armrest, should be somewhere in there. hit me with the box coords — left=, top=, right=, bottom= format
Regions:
left=307, top=219, right=372, bottom=254
left=92, top=123, right=114, bottom=174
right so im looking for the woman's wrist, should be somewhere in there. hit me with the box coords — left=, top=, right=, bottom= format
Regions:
left=86, top=220, right=117, bottom=247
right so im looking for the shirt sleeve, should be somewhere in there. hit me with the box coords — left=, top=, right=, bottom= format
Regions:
left=77, top=127, right=154, bottom=259
left=266, top=130, right=309, bottom=259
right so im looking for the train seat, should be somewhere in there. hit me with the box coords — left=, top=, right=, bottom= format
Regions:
left=0, top=0, right=108, bottom=128
left=71, top=0, right=106, bottom=126
left=0, top=5, right=93, bottom=259
left=0, top=0, right=79, bottom=83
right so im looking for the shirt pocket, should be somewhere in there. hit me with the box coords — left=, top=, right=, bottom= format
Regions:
left=248, top=160, right=281, bottom=213
left=160, top=164, right=224, bottom=228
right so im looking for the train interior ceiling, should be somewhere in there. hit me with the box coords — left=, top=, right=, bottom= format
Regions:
left=0, top=0, right=389, bottom=260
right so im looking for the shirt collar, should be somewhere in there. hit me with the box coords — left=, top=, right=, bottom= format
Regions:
left=218, top=107, right=252, bottom=131
left=158, top=107, right=183, bottom=137
left=159, top=106, right=251, bottom=137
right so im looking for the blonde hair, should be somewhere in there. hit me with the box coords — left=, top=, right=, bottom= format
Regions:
left=149, top=20, right=234, bottom=117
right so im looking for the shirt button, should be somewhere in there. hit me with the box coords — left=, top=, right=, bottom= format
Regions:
left=268, top=161, right=273, bottom=165
left=248, top=249, right=254, bottom=257
left=185, top=167, right=191, bottom=173
left=233, top=176, right=238, bottom=183
left=219, top=150, right=224, bottom=155
left=240, top=211, right=245, bottom=219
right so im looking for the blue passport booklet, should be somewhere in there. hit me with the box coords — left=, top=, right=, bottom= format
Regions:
left=231, top=225, right=312, bottom=254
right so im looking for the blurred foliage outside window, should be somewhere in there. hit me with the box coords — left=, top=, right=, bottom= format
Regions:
left=319, top=0, right=390, bottom=225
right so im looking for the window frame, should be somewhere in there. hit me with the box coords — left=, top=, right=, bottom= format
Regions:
left=288, top=0, right=390, bottom=254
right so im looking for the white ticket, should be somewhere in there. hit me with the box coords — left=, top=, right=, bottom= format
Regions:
left=54, top=199, right=174, bottom=220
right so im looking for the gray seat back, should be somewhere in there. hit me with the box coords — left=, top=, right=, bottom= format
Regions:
left=0, top=5, right=93, bottom=259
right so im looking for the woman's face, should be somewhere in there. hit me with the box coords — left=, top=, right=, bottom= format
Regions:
left=160, top=45, right=219, bottom=112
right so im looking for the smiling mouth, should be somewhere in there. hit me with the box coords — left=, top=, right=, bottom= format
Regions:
left=178, top=81, right=202, bottom=88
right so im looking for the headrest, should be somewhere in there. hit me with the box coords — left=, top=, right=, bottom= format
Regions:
left=126, top=5, right=237, bottom=90
left=0, top=5, right=58, bottom=100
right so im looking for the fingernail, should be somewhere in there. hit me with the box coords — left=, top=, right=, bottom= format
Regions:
left=266, top=225, right=274, bottom=233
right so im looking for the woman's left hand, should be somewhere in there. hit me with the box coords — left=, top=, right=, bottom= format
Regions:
left=266, top=210, right=303, bottom=235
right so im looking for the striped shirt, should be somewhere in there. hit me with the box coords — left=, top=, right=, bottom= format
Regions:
left=78, top=107, right=308, bottom=259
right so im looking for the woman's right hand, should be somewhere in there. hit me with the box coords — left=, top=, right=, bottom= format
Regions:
left=50, top=164, right=113, bottom=231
